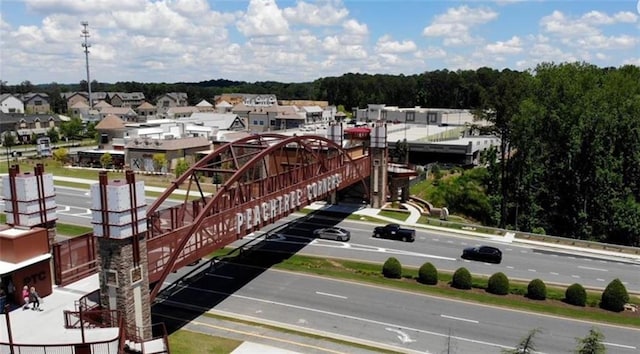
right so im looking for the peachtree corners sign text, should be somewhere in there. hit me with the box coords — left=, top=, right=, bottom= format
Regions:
left=236, top=173, right=342, bottom=234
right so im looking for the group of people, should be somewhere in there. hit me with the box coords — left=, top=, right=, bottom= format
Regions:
left=22, top=285, right=43, bottom=311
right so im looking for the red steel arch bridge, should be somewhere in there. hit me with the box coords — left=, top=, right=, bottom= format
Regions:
left=144, top=133, right=371, bottom=300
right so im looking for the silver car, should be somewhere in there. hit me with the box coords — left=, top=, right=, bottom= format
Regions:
left=313, top=227, right=351, bottom=241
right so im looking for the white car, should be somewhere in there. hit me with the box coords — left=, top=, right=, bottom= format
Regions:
left=313, top=227, right=351, bottom=241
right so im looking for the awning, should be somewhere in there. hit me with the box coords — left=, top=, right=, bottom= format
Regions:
left=0, top=253, right=52, bottom=275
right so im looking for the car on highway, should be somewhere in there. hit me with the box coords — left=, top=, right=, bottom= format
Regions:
left=461, top=245, right=502, bottom=264
left=372, top=223, right=416, bottom=242
left=313, top=227, right=351, bottom=241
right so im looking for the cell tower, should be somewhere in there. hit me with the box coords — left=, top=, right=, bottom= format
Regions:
left=81, top=21, right=93, bottom=109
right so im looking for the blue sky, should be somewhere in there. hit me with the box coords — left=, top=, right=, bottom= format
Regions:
left=1, top=0, right=638, bottom=85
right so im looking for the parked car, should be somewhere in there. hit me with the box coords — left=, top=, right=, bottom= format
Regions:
left=461, top=246, right=502, bottom=264
left=372, top=223, right=416, bottom=242
left=313, top=227, right=351, bottom=241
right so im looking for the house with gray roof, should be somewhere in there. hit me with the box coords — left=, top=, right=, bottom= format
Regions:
left=20, top=93, right=50, bottom=114
left=0, top=112, right=63, bottom=143
left=156, top=92, right=188, bottom=115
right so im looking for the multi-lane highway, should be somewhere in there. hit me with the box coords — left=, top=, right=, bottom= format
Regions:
left=5, top=185, right=639, bottom=352
left=157, top=255, right=639, bottom=353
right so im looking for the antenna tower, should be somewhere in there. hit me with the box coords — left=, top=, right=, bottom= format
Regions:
left=81, top=21, right=93, bottom=109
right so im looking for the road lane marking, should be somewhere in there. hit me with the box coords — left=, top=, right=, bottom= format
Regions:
left=527, top=269, right=537, bottom=272
left=578, top=266, right=608, bottom=272
left=506, top=266, right=514, bottom=269
left=603, top=341, right=636, bottom=350
left=440, top=315, right=478, bottom=324
left=161, top=286, right=514, bottom=351
left=550, top=272, right=559, bottom=275
left=315, top=291, right=347, bottom=299
left=571, top=275, right=580, bottom=278
left=385, top=328, right=416, bottom=344
left=597, top=278, right=605, bottom=282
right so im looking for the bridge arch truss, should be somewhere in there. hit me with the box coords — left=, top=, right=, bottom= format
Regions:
left=146, top=134, right=370, bottom=300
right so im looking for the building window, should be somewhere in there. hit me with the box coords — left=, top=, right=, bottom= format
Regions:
left=162, top=101, right=169, bottom=107
left=259, top=121, right=264, bottom=126
left=381, top=111, right=387, bottom=120
left=428, top=112, right=437, bottom=123
left=34, top=100, right=43, bottom=106
left=253, top=120, right=258, bottom=125
left=406, top=112, right=415, bottom=122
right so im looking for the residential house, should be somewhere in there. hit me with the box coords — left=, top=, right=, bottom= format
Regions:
left=231, top=103, right=252, bottom=120
left=63, top=92, right=89, bottom=112
left=126, top=136, right=210, bottom=173
left=99, top=107, right=139, bottom=122
left=0, top=112, right=62, bottom=143
left=180, top=112, right=246, bottom=138
left=135, top=101, right=157, bottom=118
left=69, top=101, right=90, bottom=118
left=166, top=106, right=198, bottom=119
left=300, top=106, right=324, bottom=124
left=93, top=100, right=113, bottom=110
left=262, top=105, right=305, bottom=131
left=156, top=92, right=188, bottom=115
left=195, top=99, right=214, bottom=112
left=279, top=100, right=329, bottom=108
left=0, top=94, right=24, bottom=113
left=214, top=100, right=233, bottom=113
left=21, top=93, right=50, bottom=114
left=108, top=92, right=146, bottom=108
left=214, top=93, right=277, bottom=107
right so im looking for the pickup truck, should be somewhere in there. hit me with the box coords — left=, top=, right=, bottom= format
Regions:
left=373, top=223, right=416, bottom=242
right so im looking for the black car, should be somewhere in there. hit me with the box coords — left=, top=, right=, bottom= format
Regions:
left=462, top=246, right=502, bottom=264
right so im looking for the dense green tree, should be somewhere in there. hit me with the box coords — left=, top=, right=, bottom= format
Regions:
left=451, top=267, right=472, bottom=290
left=100, top=152, right=113, bottom=169
left=417, top=262, right=438, bottom=285
left=47, top=128, right=59, bottom=143
left=600, top=278, right=629, bottom=312
left=382, top=257, right=402, bottom=279
left=60, top=116, right=84, bottom=141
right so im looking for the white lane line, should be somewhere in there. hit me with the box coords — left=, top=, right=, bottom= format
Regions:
left=447, top=240, right=454, bottom=243
left=596, top=278, right=605, bottom=282
left=578, top=266, right=608, bottom=272
left=571, top=275, right=581, bottom=279
left=550, top=272, right=559, bottom=276
left=440, top=314, right=479, bottom=324
left=433, top=238, right=439, bottom=241
left=527, top=269, right=537, bottom=272
left=315, top=291, right=347, bottom=300
left=603, top=342, right=636, bottom=350
left=598, top=260, right=607, bottom=263
left=461, top=242, right=467, bottom=245
left=506, top=266, right=514, bottom=269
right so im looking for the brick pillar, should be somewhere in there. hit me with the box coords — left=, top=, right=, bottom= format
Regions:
left=369, top=123, right=388, bottom=208
left=91, top=171, right=152, bottom=341
left=97, top=236, right=151, bottom=340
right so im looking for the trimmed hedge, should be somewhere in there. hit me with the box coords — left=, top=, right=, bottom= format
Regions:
left=600, top=278, right=629, bottom=312
left=487, top=272, right=509, bottom=295
left=418, top=262, right=438, bottom=285
left=382, top=257, right=402, bottom=279
left=565, top=283, right=587, bottom=307
left=451, top=267, right=472, bottom=290
left=527, top=279, right=547, bottom=300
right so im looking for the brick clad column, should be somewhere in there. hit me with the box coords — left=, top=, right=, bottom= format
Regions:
left=92, top=171, right=152, bottom=341
left=369, top=123, right=388, bottom=208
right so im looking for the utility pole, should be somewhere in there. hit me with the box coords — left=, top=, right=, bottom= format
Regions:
left=81, top=21, right=92, bottom=109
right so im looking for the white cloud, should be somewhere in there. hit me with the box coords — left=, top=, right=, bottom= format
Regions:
left=283, top=0, right=349, bottom=26
left=375, top=35, right=417, bottom=54
left=236, top=0, right=289, bottom=37
left=423, top=6, right=498, bottom=46
left=485, top=36, right=523, bottom=54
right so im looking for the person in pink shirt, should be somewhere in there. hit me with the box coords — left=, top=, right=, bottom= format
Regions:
left=22, top=285, right=30, bottom=310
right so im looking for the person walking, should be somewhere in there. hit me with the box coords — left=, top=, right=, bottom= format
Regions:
left=22, top=285, right=30, bottom=310
left=29, top=287, right=42, bottom=311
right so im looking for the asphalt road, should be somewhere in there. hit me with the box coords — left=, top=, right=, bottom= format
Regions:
left=157, top=262, right=639, bottom=354
left=3, top=185, right=638, bottom=292
left=238, top=214, right=640, bottom=293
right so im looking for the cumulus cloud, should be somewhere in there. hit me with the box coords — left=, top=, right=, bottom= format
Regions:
left=236, top=0, right=289, bottom=37
left=283, top=0, right=349, bottom=26
left=423, top=5, right=498, bottom=46
left=485, top=36, right=523, bottom=54
left=375, top=35, right=417, bottom=54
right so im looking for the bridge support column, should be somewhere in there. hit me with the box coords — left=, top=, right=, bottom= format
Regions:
left=91, top=171, right=152, bottom=341
left=369, top=123, right=388, bottom=208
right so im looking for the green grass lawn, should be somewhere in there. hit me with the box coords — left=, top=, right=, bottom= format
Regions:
left=168, top=330, right=241, bottom=354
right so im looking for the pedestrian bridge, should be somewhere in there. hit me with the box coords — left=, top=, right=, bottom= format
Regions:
left=144, top=134, right=371, bottom=300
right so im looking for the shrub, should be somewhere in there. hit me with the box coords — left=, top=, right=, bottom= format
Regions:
left=600, top=278, right=629, bottom=312
left=487, top=272, right=509, bottom=295
left=418, top=262, right=438, bottom=285
left=451, top=267, right=472, bottom=289
left=565, top=283, right=587, bottom=307
left=527, top=279, right=547, bottom=300
left=382, top=257, right=402, bottom=279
